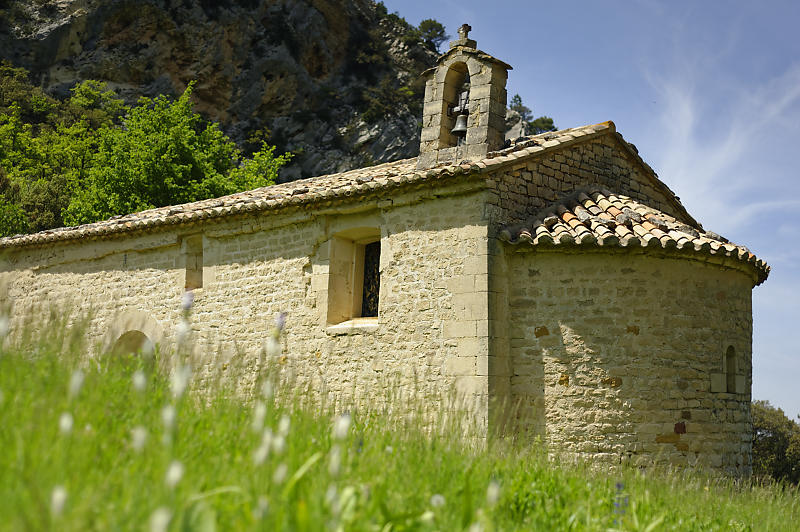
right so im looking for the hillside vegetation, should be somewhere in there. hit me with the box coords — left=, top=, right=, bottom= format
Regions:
left=0, top=310, right=798, bottom=531
left=0, top=0, right=440, bottom=180
left=0, top=63, right=290, bottom=235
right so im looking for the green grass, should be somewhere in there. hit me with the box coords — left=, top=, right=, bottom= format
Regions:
left=0, top=326, right=798, bottom=531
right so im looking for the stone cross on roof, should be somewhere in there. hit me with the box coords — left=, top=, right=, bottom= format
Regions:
left=449, top=22, right=477, bottom=49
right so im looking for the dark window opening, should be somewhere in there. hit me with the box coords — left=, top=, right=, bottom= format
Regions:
left=725, top=346, right=736, bottom=393
left=360, top=241, right=380, bottom=317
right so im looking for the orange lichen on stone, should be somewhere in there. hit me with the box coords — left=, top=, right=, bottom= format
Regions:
left=601, top=377, right=623, bottom=387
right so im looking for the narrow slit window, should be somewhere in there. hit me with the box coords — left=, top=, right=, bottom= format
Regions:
left=725, top=346, right=736, bottom=393
left=184, top=235, right=203, bottom=290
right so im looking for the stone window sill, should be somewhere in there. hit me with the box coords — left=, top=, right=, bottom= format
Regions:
left=326, top=317, right=379, bottom=335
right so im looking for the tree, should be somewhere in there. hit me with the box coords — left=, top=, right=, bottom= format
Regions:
left=0, top=65, right=291, bottom=235
left=64, top=82, right=290, bottom=226
left=508, top=93, right=557, bottom=136
left=418, top=19, right=448, bottom=52
left=0, top=72, right=125, bottom=235
left=752, top=400, right=800, bottom=484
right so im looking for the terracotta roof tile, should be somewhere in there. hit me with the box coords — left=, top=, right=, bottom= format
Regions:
left=500, top=187, right=769, bottom=286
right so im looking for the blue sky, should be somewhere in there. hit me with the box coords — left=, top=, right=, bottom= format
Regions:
left=384, top=0, right=800, bottom=419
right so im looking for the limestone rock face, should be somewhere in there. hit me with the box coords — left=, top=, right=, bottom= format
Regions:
left=0, top=0, right=438, bottom=180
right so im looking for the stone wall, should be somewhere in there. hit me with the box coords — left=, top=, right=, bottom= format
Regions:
left=485, top=134, right=691, bottom=227
left=504, top=248, right=754, bottom=474
left=0, top=184, right=492, bottom=424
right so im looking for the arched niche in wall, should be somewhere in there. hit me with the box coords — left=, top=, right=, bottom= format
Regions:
left=439, top=62, right=470, bottom=148
left=103, top=309, right=164, bottom=357
left=112, top=330, right=154, bottom=356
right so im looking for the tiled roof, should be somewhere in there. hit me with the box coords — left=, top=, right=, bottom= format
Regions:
left=499, top=187, right=769, bottom=286
left=0, top=123, right=623, bottom=249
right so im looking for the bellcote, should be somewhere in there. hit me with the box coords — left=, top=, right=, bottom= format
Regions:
left=417, top=24, right=511, bottom=170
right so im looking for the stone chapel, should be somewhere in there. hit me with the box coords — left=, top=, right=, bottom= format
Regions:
left=0, top=26, right=769, bottom=474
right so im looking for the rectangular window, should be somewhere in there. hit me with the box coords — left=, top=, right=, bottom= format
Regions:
left=183, top=235, right=203, bottom=290
left=327, top=229, right=381, bottom=325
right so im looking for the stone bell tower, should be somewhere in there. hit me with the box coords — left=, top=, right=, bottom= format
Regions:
left=416, top=24, right=511, bottom=170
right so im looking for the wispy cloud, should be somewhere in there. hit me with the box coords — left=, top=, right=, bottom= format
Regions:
left=640, top=42, right=800, bottom=237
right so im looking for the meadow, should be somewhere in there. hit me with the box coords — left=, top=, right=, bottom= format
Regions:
left=0, top=315, right=798, bottom=531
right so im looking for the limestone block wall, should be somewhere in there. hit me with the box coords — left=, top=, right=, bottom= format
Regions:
left=0, top=185, right=493, bottom=424
left=504, top=249, right=754, bottom=475
left=485, top=135, right=690, bottom=227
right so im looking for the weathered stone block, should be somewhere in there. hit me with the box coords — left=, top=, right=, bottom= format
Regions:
left=710, top=373, right=726, bottom=393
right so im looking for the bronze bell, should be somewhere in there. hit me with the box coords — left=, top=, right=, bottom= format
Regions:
left=451, top=113, right=468, bottom=136
left=450, top=81, right=470, bottom=140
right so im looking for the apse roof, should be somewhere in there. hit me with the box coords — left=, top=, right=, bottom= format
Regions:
left=500, top=187, right=769, bottom=286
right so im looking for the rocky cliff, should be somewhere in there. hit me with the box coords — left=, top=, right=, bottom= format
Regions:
left=0, top=0, right=438, bottom=180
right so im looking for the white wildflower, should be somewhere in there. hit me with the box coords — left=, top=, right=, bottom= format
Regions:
left=0, top=315, right=9, bottom=338
left=328, top=444, right=342, bottom=477
left=165, top=460, right=184, bottom=488
left=253, top=443, right=269, bottom=466
left=384, top=445, right=393, bottom=454
left=149, top=507, right=172, bottom=532
left=170, top=364, right=191, bottom=399
left=272, top=463, right=288, bottom=485
left=132, top=370, right=147, bottom=392
left=59, top=412, right=73, bottom=435
left=325, top=483, right=337, bottom=505
left=469, top=522, right=484, bottom=532
left=260, top=380, right=273, bottom=400
left=278, top=414, right=290, bottom=437
left=420, top=510, right=435, bottom=524
left=68, top=369, right=84, bottom=399
left=251, top=401, right=266, bottom=433
left=486, top=480, right=501, bottom=507
left=325, top=483, right=340, bottom=514
left=332, top=413, right=351, bottom=441
left=271, top=434, right=286, bottom=455
left=140, top=340, right=155, bottom=358
left=253, top=428, right=272, bottom=465
left=265, top=336, right=280, bottom=358
left=131, top=426, right=147, bottom=452
left=161, top=404, right=176, bottom=431
left=430, top=494, right=445, bottom=508
left=50, top=485, right=67, bottom=516
left=254, top=496, right=269, bottom=520
left=175, top=319, right=191, bottom=345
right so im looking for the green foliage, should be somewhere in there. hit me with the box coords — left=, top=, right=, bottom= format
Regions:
left=0, top=61, right=60, bottom=125
left=0, top=318, right=799, bottom=530
left=528, top=116, right=557, bottom=135
left=509, top=93, right=557, bottom=135
left=752, top=400, right=800, bottom=484
left=362, top=76, right=416, bottom=124
left=418, top=19, right=449, bottom=52
left=0, top=66, right=289, bottom=234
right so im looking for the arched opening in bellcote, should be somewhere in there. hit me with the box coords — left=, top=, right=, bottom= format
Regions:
left=439, top=62, right=470, bottom=149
